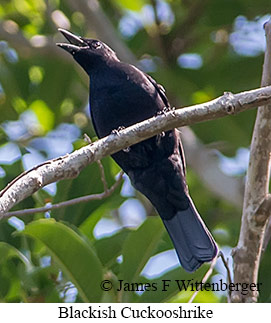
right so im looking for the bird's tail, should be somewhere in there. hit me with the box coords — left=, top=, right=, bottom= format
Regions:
left=162, top=197, right=218, bottom=272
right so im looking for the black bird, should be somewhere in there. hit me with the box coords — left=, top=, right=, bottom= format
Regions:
left=57, top=29, right=218, bottom=272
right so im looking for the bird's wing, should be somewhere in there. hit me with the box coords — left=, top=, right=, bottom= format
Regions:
left=145, top=73, right=187, bottom=175
left=177, top=131, right=187, bottom=176
left=89, top=101, right=101, bottom=138
left=125, top=62, right=170, bottom=109
left=146, top=74, right=186, bottom=176
left=144, top=73, right=171, bottom=109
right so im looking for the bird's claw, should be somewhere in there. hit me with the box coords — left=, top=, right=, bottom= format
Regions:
left=111, top=126, right=126, bottom=136
left=123, top=147, right=131, bottom=153
left=156, top=106, right=173, bottom=116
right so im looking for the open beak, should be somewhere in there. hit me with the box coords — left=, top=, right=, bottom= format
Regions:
left=56, top=28, right=87, bottom=54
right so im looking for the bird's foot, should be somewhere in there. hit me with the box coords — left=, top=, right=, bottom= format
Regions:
left=111, top=126, right=126, bottom=136
left=156, top=131, right=165, bottom=145
left=111, top=127, right=130, bottom=152
left=123, top=146, right=131, bottom=153
left=156, top=106, right=173, bottom=116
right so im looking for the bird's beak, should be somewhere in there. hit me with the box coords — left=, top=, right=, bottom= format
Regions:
left=56, top=28, right=87, bottom=54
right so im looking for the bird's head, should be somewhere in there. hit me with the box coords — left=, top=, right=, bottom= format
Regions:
left=56, top=28, right=119, bottom=74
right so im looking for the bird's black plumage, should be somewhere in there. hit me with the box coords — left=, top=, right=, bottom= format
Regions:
left=57, top=29, right=218, bottom=272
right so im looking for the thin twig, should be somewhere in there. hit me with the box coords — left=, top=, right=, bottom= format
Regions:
left=84, top=133, right=109, bottom=192
left=83, top=133, right=92, bottom=144
left=169, top=0, right=209, bottom=55
left=97, top=160, right=108, bottom=192
left=0, top=172, right=124, bottom=220
left=219, top=251, right=233, bottom=302
left=219, top=251, right=233, bottom=286
left=188, top=252, right=219, bottom=303
left=149, top=0, right=170, bottom=64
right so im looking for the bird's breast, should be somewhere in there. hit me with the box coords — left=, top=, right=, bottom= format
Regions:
left=89, top=79, right=163, bottom=138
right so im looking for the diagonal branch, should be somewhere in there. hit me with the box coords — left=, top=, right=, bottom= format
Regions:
left=1, top=86, right=271, bottom=216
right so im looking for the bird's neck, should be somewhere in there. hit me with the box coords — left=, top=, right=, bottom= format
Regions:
left=89, top=61, right=123, bottom=90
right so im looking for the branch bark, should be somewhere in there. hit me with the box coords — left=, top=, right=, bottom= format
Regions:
left=1, top=172, right=123, bottom=220
left=231, top=19, right=271, bottom=303
left=1, top=86, right=271, bottom=216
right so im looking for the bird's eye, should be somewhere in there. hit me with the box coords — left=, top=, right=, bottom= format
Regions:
left=92, top=41, right=102, bottom=49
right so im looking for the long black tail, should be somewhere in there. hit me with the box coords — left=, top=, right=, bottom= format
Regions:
left=162, top=197, right=218, bottom=272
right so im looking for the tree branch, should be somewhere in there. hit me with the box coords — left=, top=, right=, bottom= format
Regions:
left=231, top=19, right=271, bottom=303
left=169, top=0, right=209, bottom=56
left=1, top=86, right=271, bottom=216
left=149, top=0, right=170, bottom=65
left=1, top=172, right=123, bottom=220
left=256, top=195, right=271, bottom=251
left=219, top=251, right=233, bottom=302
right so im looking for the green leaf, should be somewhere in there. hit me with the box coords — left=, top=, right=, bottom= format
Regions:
left=94, top=229, right=130, bottom=267
left=52, top=158, right=124, bottom=226
left=170, top=289, right=219, bottom=303
left=0, top=242, right=31, bottom=270
left=21, top=219, right=103, bottom=302
left=120, top=217, right=164, bottom=282
left=79, top=194, right=126, bottom=239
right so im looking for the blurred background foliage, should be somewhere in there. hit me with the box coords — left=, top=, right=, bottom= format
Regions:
left=0, top=0, right=270, bottom=303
